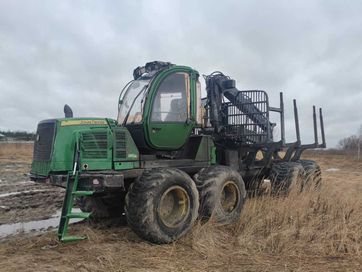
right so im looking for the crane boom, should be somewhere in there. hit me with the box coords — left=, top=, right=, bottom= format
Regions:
left=204, top=72, right=273, bottom=140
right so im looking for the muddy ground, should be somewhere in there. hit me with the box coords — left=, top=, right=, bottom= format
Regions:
left=0, top=159, right=64, bottom=226
left=0, top=143, right=361, bottom=271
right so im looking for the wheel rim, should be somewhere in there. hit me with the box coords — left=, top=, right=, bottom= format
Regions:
left=159, top=185, right=190, bottom=228
left=220, top=181, right=240, bottom=213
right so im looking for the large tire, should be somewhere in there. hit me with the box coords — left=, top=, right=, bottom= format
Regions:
left=76, top=194, right=126, bottom=227
left=194, top=166, right=246, bottom=224
left=298, top=159, right=322, bottom=191
left=243, top=175, right=265, bottom=197
left=270, top=162, right=304, bottom=195
left=125, top=168, right=199, bottom=244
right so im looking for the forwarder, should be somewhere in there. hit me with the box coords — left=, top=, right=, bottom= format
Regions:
left=30, top=61, right=326, bottom=244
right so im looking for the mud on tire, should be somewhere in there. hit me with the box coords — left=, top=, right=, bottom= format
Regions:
left=194, top=166, right=246, bottom=224
left=76, top=194, right=126, bottom=227
left=125, top=168, right=199, bottom=244
left=298, top=159, right=322, bottom=191
left=270, top=162, right=304, bottom=195
left=243, top=174, right=266, bottom=197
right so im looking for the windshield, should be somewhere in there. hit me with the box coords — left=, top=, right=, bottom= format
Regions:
left=117, top=79, right=149, bottom=124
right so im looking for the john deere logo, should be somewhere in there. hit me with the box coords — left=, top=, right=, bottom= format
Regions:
left=60, top=119, right=108, bottom=126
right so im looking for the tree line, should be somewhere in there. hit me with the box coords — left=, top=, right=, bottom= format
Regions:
left=338, top=135, right=361, bottom=151
left=0, top=130, right=35, bottom=141
left=338, top=125, right=362, bottom=150
left=337, top=125, right=362, bottom=160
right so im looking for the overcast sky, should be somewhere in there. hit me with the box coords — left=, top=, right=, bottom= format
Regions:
left=1, top=0, right=362, bottom=147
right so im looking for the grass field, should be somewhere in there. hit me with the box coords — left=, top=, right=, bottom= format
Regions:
left=0, top=143, right=361, bottom=271
left=0, top=142, right=33, bottom=161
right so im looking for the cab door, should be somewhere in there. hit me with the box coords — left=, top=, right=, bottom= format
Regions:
left=145, top=69, right=196, bottom=150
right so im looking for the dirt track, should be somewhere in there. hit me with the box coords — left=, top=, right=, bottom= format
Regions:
left=0, top=160, right=64, bottom=225
left=0, top=143, right=361, bottom=271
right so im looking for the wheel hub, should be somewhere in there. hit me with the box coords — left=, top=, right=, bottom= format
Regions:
left=220, top=181, right=240, bottom=213
left=159, top=185, right=190, bottom=228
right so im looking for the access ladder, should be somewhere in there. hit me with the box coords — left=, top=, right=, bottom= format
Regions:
left=58, top=170, right=94, bottom=242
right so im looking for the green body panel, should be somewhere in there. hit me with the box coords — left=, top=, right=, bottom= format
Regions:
left=114, top=161, right=139, bottom=170
left=78, top=128, right=113, bottom=171
left=113, top=127, right=139, bottom=162
left=31, top=118, right=111, bottom=176
left=194, top=136, right=215, bottom=162
left=31, top=161, right=52, bottom=177
left=146, top=123, right=193, bottom=150
left=113, top=127, right=140, bottom=170
left=52, top=118, right=111, bottom=172
left=30, top=117, right=140, bottom=177
left=143, top=66, right=199, bottom=150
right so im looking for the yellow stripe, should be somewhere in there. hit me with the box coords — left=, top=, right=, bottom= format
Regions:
left=60, top=120, right=107, bottom=126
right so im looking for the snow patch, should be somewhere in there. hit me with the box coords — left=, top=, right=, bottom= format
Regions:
left=325, top=168, right=340, bottom=172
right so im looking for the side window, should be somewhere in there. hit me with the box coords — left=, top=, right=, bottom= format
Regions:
left=151, top=72, right=190, bottom=122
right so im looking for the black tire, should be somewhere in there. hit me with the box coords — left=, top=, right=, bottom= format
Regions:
left=243, top=175, right=265, bottom=197
left=76, top=194, right=126, bottom=227
left=270, top=162, right=304, bottom=195
left=298, top=159, right=322, bottom=191
left=194, top=166, right=246, bottom=224
left=125, top=168, right=199, bottom=244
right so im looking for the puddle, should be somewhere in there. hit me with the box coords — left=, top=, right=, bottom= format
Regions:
left=0, top=189, right=52, bottom=198
left=0, top=181, right=34, bottom=187
left=18, top=181, right=35, bottom=185
left=325, top=168, right=340, bottom=172
left=0, top=208, right=83, bottom=238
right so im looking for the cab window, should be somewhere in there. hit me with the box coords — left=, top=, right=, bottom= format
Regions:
left=151, top=72, right=190, bottom=122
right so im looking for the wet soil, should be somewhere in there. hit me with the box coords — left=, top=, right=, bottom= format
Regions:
left=0, top=159, right=64, bottom=226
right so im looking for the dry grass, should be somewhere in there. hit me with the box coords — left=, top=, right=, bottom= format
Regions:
left=187, top=159, right=362, bottom=270
left=0, top=142, right=33, bottom=162
left=192, top=190, right=361, bottom=258
left=0, top=145, right=361, bottom=271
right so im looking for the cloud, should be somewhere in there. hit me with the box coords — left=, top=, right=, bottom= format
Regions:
left=0, top=0, right=361, bottom=147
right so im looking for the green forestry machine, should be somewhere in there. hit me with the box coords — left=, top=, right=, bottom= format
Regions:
left=30, top=61, right=326, bottom=244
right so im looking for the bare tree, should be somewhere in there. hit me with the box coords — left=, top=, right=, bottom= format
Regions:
left=338, top=125, right=362, bottom=160
left=338, top=135, right=359, bottom=150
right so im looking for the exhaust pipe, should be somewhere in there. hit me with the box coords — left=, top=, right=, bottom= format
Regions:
left=64, top=104, right=73, bottom=118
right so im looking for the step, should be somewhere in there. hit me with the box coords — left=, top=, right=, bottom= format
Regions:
left=67, top=212, right=91, bottom=219
left=61, top=235, right=87, bottom=243
left=72, top=191, right=94, bottom=197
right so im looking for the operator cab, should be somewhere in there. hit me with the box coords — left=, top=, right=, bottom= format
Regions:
left=117, top=61, right=202, bottom=152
